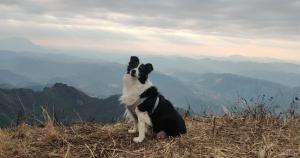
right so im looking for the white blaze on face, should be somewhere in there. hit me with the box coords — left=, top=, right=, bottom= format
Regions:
left=130, top=63, right=142, bottom=78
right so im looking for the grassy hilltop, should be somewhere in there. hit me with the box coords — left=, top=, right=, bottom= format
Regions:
left=0, top=115, right=299, bottom=158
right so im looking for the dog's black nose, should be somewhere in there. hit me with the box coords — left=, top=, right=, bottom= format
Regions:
left=131, top=70, right=136, bottom=76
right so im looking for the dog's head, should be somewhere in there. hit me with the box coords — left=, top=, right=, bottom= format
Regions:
left=127, top=56, right=140, bottom=74
left=127, top=56, right=153, bottom=84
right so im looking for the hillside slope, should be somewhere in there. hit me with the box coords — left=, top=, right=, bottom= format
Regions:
left=0, top=83, right=124, bottom=127
left=0, top=116, right=299, bottom=157
left=0, top=69, right=36, bottom=88
left=172, top=72, right=297, bottom=113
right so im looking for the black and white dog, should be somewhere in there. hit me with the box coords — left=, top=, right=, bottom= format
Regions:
left=120, top=56, right=186, bottom=143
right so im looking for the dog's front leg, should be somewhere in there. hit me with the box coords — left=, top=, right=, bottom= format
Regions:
left=133, top=108, right=151, bottom=143
left=133, top=118, right=146, bottom=143
left=126, top=107, right=138, bottom=133
left=128, top=118, right=138, bottom=133
left=126, top=108, right=138, bottom=133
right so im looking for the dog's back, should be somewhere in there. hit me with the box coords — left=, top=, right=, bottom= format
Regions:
left=151, top=95, right=187, bottom=136
left=138, top=86, right=187, bottom=137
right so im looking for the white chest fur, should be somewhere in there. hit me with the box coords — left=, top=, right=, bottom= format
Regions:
left=120, top=74, right=152, bottom=106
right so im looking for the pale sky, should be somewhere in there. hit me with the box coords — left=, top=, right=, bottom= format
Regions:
left=1, top=0, right=300, bottom=61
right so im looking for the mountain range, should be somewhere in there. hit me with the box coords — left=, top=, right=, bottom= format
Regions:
left=0, top=37, right=299, bottom=115
left=0, top=49, right=202, bottom=111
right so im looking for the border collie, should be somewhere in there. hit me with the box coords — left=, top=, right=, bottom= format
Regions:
left=120, top=56, right=186, bottom=143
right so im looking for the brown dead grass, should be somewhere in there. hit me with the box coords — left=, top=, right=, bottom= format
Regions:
left=0, top=116, right=299, bottom=158
left=0, top=124, right=31, bottom=157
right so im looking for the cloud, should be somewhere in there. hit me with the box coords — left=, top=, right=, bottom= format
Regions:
left=1, top=0, right=300, bottom=39
left=0, top=0, right=300, bottom=61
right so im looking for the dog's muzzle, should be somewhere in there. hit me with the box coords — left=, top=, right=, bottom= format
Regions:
left=131, top=70, right=136, bottom=77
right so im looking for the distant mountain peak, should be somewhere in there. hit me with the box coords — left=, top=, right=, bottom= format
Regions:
left=0, top=37, right=47, bottom=52
left=53, top=83, right=69, bottom=88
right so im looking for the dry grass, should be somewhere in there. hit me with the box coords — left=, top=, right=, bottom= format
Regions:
left=0, top=116, right=299, bottom=158
left=0, top=124, right=31, bottom=157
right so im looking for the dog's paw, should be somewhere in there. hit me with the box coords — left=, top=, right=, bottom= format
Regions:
left=146, top=130, right=152, bottom=136
left=128, top=129, right=137, bottom=134
left=156, top=131, right=167, bottom=139
left=133, top=137, right=144, bottom=143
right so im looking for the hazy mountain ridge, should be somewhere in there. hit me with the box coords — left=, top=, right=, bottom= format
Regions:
left=172, top=72, right=298, bottom=113
left=0, top=50, right=203, bottom=110
left=2, top=37, right=300, bottom=87
left=88, top=54, right=300, bottom=87
left=1, top=38, right=300, bottom=114
left=141, top=57, right=300, bottom=87
left=1, top=50, right=300, bottom=114
left=0, top=37, right=50, bottom=53
left=0, top=69, right=37, bottom=88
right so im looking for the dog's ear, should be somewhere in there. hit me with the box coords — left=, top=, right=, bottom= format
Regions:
left=145, top=63, right=153, bottom=74
left=138, top=63, right=153, bottom=84
left=130, top=56, right=139, bottom=65
left=127, top=56, right=139, bottom=73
